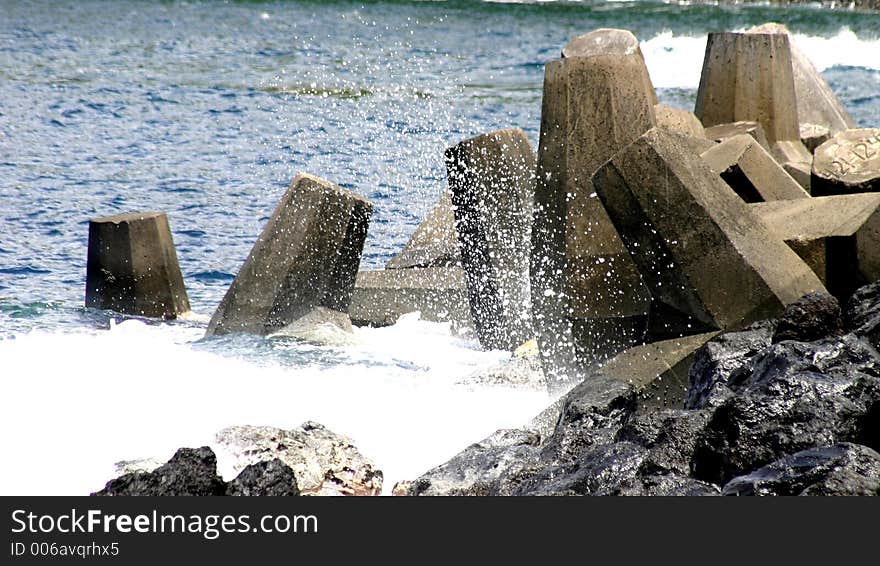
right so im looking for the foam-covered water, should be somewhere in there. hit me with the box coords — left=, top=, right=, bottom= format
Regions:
left=1, top=0, right=879, bottom=495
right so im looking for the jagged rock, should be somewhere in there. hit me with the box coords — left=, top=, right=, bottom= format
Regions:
left=845, top=281, right=880, bottom=350
left=619, top=409, right=713, bottom=477
left=812, top=128, right=880, bottom=197
left=692, top=335, right=880, bottom=484
left=722, top=443, right=880, bottom=496
left=386, top=190, right=461, bottom=269
left=207, top=173, right=372, bottom=337
left=93, top=447, right=226, bottom=496
left=226, top=459, right=300, bottom=496
left=86, top=212, right=191, bottom=319
left=686, top=321, right=776, bottom=410
left=772, top=292, right=843, bottom=343
left=214, top=422, right=383, bottom=496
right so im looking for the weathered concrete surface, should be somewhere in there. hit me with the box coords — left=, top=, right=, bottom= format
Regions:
left=695, top=33, right=800, bottom=145
left=654, top=104, right=706, bottom=139
left=86, top=212, right=191, bottom=319
left=386, top=190, right=460, bottom=269
left=750, top=194, right=880, bottom=298
left=348, top=267, right=472, bottom=328
left=747, top=22, right=856, bottom=135
left=532, top=28, right=657, bottom=378
left=801, top=123, right=832, bottom=154
left=784, top=161, right=813, bottom=192
left=594, top=128, right=826, bottom=336
left=811, top=128, right=880, bottom=197
left=700, top=134, right=809, bottom=202
left=446, top=128, right=535, bottom=351
left=771, top=139, right=812, bottom=169
left=704, top=121, right=771, bottom=152
left=206, top=173, right=372, bottom=336
left=215, top=422, right=383, bottom=496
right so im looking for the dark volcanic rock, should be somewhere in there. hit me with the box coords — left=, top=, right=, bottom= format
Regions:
left=226, top=459, right=300, bottom=496
left=686, top=320, right=775, bottom=410
left=722, top=443, right=880, bottom=496
left=692, top=336, right=880, bottom=484
left=846, top=281, right=880, bottom=349
left=94, top=447, right=226, bottom=496
left=772, top=292, right=842, bottom=343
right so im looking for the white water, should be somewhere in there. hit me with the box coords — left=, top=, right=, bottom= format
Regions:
left=0, top=314, right=552, bottom=495
left=641, top=27, right=880, bottom=89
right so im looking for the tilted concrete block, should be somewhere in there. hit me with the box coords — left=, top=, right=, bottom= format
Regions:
left=446, top=128, right=535, bottom=351
left=704, top=121, right=771, bottom=153
left=811, top=128, right=880, bottom=197
left=206, top=173, right=372, bottom=336
left=654, top=104, right=706, bottom=139
left=385, top=190, right=460, bottom=269
left=86, top=211, right=190, bottom=319
left=594, top=128, right=826, bottom=335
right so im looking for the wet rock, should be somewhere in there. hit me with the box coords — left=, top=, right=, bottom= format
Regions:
left=93, top=447, right=226, bottom=496
left=457, top=352, right=548, bottom=391
left=86, top=212, right=191, bottom=319
left=226, top=459, right=300, bottom=496
left=619, top=409, right=714, bottom=477
left=268, top=306, right=355, bottom=346
left=206, top=173, right=372, bottom=337
left=692, top=336, right=880, bottom=484
left=686, top=321, right=775, bottom=410
left=594, top=127, right=825, bottom=338
left=722, top=443, right=880, bottom=496
left=772, top=292, right=842, bottom=343
left=845, top=281, right=880, bottom=350
left=446, top=128, right=535, bottom=350
left=348, top=267, right=472, bottom=329
left=616, top=474, right=721, bottom=496
left=214, top=422, right=383, bottom=496
left=812, top=128, right=880, bottom=197
left=386, top=190, right=461, bottom=269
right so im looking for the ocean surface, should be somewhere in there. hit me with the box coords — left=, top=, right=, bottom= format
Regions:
left=1, top=0, right=878, bottom=495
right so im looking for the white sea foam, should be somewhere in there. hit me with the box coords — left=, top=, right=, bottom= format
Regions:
left=641, top=27, right=880, bottom=90
left=0, top=315, right=551, bottom=495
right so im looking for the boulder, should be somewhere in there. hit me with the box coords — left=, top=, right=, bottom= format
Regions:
left=532, top=28, right=656, bottom=377
left=654, top=104, right=706, bottom=139
left=749, top=193, right=880, bottom=298
left=594, top=127, right=825, bottom=338
left=347, top=267, right=472, bottom=329
left=747, top=23, right=856, bottom=135
left=214, top=422, right=383, bottom=496
left=722, top=443, right=880, bottom=496
left=385, top=190, right=460, bottom=269
left=704, top=121, right=771, bottom=152
left=93, top=447, right=226, bottom=496
left=206, top=173, right=372, bottom=336
left=700, top=134, right=809, bottom=202
left=771, top=291, right=843, bottom=343
left=811, top=128, right=880, bottom=197
left=446, top=128, right=535, bottom=350
left=225, top=459, right=300, bottom=496
left=85, top=211, right=190, bottom=319
left=845, top=281, right=880, bottom=351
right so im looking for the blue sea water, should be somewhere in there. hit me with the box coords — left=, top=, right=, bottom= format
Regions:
left=0, top=0, right=878, bottom=494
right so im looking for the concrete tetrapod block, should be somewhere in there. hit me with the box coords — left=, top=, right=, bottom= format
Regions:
left=86, top=211, right=191, bottom=319
left=811, top=128, right=880, bottom=197
left=801, top=123, right=832, bottom=154
left=750, top=194, right=880, bottom=299
left=704, top=121, right=771, bottom=153
left=695, top=32, right=800, bottom=145
left=206, top=173, right=372, bottom=337
left=784, top=161, right=813, bottom=193
left=654, top=104, right=706, bottom=139
left=747, top=23, right=856, bottom=135
left=347, top=267, right=472, bottom=329
left=446, top=128, right=536, bottom=351
left=385, top=190, right=460, bottom=269
left=593, top=128, right=826, bottom=336
left=532, top=28, right=657, bottom=378
left=700, top=134, right=809, bottom=202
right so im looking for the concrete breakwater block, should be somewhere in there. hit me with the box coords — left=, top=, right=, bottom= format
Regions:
left=747, top=23, right=856, bottom=136
left=385, top=190, right=460, bottom=270
left=704, top=121, right=771, bottom=152
left=446, top=128, right=536, bottom=351
left=348, top=267, right=472, bottom=329
left=85, top=211, right=190, bottom=319
left=696, top=32, right=800, bottom=146
left=801, top=123, right=832, bottom=154
left=594, top=128, right=826, bottom=335
left=750, top=194, right=880, bottom=299
left=700, top=134, right=809, bottom=202
left=531, top=28, right=657, bottom=377
left=811, top=128, right=880, bottom=197
left=206, top=173, right=372, bottom=337
left=654, top=104, right=706, bottom=139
